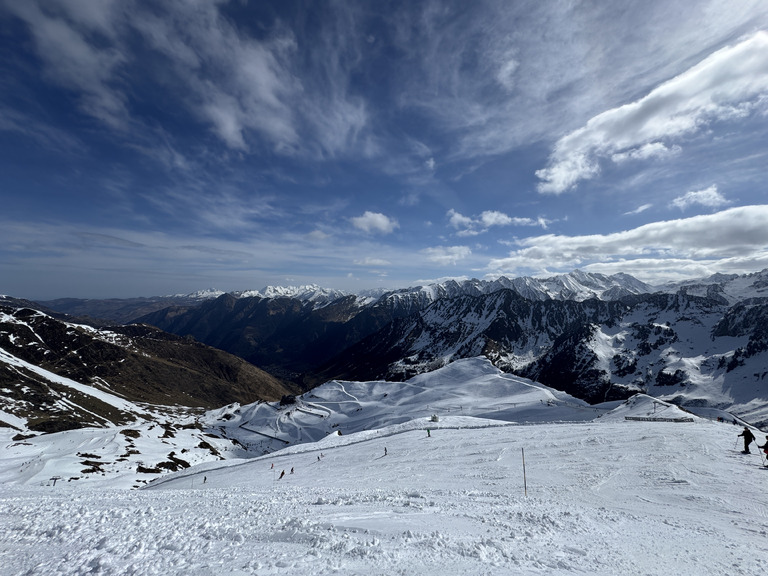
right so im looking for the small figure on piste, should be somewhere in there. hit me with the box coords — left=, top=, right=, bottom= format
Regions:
left=738, top=426, right=755, bottom=453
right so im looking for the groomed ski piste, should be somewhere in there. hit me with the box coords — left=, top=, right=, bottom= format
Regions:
left=2, top=358, right=768, bottom=575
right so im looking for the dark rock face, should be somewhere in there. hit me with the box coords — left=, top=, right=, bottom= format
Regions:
left=137, top=293, right=401, bottom=383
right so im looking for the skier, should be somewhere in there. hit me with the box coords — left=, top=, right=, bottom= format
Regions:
left=738, top=426, right=756, bottom=453
left=279, top=469, right=285, bottom=480
left=427, top=429, right=431, bottom=437
left=290, top=467, right=294, bottom=474
left=758, top=436, right=768, bottom=462
left=384, top=447, right=387, bottom=456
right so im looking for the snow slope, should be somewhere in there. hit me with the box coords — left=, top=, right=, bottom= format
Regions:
left=204, top=358, right=601, bottom=454
left=1, top=360, right=768, bottom=575
left=0, top=412, right=248, bottom=489
left=2, top=411, right=767, bottom=575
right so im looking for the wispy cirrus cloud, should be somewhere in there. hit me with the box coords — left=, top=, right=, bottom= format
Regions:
left=2, top=0, right=372, bottom=161
left=536, top=31, right=768, bottom=194
left=3, top=0, right=130, bottom=129
left=624, top=204, right=653, bottom=216
left=0, top=106, right=85, bottom=154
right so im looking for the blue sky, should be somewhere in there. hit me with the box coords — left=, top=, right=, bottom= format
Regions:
left=2, top=0, right=768, bottom=299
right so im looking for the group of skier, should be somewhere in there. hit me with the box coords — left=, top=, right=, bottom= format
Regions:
left=738, top=426, right=768, bottom=462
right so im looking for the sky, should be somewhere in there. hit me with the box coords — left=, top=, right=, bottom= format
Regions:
left=1, top=0, right=768, bottom=299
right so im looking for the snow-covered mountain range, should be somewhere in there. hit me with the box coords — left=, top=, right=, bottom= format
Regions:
left=233, top=268, right=767, bottom=306
left=228, top=269, right=767, bottom=307
left=4, top=269, right=768, bottom=434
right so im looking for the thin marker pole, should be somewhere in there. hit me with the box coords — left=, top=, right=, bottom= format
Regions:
left=522, top=447, right=527, bottom=497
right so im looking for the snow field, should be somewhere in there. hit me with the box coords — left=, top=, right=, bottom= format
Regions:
left=0, top=417, right=245, bottom=489
left=3, top=416, right=768, bottom=576
left=208, top=358, right=599, bottom=455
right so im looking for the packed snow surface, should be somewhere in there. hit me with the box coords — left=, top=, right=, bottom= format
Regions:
left=2, top=359, right=768, bottom=575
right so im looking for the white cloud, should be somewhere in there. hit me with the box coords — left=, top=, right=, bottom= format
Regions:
left=448, top=209, right=549, bottom=236
left=624, top=203, right=653, bottom=216
left=350, top=211, right=399, bottom=234
left=611, top=142, right=681, bottom=164
left=354, top=257, right=391, bottom=267
left=536, top=31, right=768, bottom=194
left=447, top=209, right=476, bottom=230
left=496, top=56, right=519, bottom=91
left=423, top=245, right=472, bottom=266
left=487, top=206, right=768, bottom=280
left=307, top=230, right=330, bottom=241
left=480, top=211, right=514, bottom=227
left=671, top=185, right=729, bottom=210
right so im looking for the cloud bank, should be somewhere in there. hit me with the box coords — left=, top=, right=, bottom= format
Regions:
left=488, top=206, right=768, bottom=281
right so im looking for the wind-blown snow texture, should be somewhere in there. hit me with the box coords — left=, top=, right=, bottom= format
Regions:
left=2, top=359, right=767, bottom=575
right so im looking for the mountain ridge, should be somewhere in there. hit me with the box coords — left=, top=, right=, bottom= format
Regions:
left=0, top=305, right=298, bottom=436
left=32, top=268, right=768, bottom=326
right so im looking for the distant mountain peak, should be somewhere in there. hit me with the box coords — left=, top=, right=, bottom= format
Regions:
left=173, top=288, right=226, bottom=299
left=234, top=284, right=351, bottom=305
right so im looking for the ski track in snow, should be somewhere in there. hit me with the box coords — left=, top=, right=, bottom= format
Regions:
left=3, top=418, right=768, bottom=576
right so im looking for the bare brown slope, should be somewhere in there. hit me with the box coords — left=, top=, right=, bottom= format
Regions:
left=0, top=306, right=298, bottom=433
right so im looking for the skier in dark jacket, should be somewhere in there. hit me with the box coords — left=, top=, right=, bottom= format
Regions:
left=758, top=435, right=768, bottom=459
left=738, top=427, right=756, bottom=453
